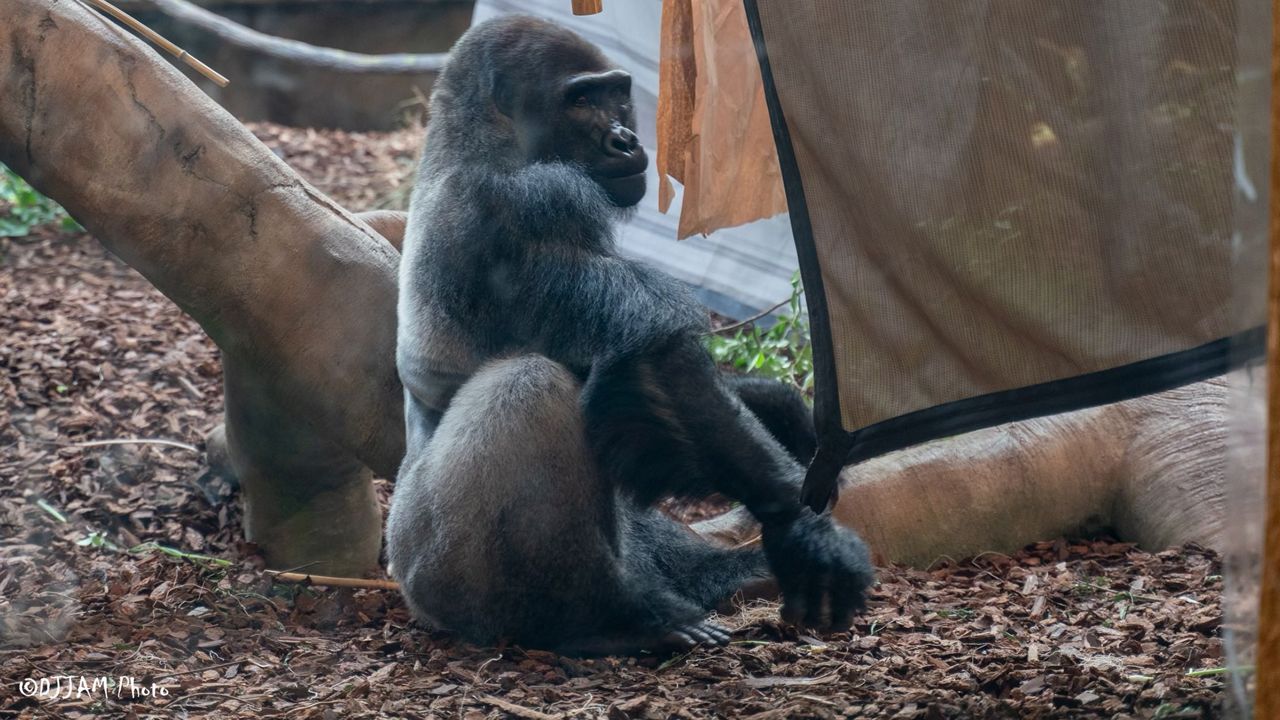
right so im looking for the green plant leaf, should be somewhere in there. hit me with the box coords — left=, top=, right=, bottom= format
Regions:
left=704, top=273, right=814, bottom=397
left=1, top=163, right=75, bottom=237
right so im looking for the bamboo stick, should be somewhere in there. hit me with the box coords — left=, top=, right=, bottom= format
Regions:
left=268, top=570, right=400, bottom=591
left=572, top=0, right=603, bottom=16
left=82, top=0, right=229, bottom=87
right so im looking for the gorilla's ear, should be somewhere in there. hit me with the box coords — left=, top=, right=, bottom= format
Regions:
left=491, top=71, right=518, bottom=119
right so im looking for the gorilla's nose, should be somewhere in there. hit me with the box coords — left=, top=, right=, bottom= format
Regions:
left=604, top=124, right=640, bottom=157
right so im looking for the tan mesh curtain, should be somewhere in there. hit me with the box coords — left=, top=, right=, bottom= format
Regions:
left=743, top=0, right=1268, bottom=510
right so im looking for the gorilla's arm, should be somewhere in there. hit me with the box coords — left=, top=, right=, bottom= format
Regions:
left=723, top=375, right=817, bottom=464
left=432, top=163, right=709, bottom=362
left=575, top=317, right=872, bottom=627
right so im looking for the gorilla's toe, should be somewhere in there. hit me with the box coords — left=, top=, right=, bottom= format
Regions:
left=669, top=620, right=730, bottom=647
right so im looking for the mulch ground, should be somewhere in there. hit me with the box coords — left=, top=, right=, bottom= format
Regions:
left=1, top=123, right=1226, bottom=719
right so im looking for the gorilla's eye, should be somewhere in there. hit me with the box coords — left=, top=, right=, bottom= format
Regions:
left=572, top=95, right=590, bottom=108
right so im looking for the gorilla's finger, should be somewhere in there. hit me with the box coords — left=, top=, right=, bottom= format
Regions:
left=685, top=624, right=718, bottom=645
left=780, top=591, right=807, bottom=625
left=803, top=572, right=829, bottom=628
left=702, top=622, right=731, bottom=645
left=827, top=573, right=860, bottom=631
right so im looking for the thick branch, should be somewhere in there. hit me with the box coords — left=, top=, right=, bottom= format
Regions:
left=149, top=0, right=447, bottom=74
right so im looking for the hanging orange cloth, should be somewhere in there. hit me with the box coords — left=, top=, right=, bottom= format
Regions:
left=656, top=0, right=787, bottom=239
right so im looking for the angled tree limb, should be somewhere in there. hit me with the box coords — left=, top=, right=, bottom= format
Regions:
left=148, top=0, right=448, bottom=74
left=2, top=0, right=406, bottom=475
left=1, top=0, right=404, bottom=574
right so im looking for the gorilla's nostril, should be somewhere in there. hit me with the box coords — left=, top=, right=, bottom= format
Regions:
left=605, top=126, right=639, bottom=157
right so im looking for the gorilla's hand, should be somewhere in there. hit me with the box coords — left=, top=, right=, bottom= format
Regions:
left=761, top=511, right=873, bottom=630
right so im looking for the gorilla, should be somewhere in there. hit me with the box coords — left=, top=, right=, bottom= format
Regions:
left=388, top=15, right=873, bottom=655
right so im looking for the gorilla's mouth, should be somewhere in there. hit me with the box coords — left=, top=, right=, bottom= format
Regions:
left=597, top=172, right=647, bottom=207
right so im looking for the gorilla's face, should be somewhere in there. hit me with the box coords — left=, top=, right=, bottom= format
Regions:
left=511, top=66, right=649, bottom=207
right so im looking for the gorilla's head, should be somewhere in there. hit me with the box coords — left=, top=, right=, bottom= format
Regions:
left=434, top=16, right=649, bottom=208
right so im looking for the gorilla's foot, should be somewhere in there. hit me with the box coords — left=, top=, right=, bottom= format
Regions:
left=560, top=619, right=731, bottom=657
left=662, top=620, right=731, bottom=648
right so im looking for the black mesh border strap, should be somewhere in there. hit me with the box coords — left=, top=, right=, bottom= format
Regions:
left=742, top=0, right=1267, bottom=513
left=742, top=0, right=854, bottom=512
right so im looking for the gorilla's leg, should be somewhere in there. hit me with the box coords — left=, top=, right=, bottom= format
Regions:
left=584, top=339, right=873, bottom=629
left=387, top=355, right=758, bottom=654
left=723, top=375, right=816, bottom=464
left=625, top=509, right=768, bottom=609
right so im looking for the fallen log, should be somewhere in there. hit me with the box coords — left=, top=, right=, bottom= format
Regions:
left=695, top=375, right=1238, bottom=566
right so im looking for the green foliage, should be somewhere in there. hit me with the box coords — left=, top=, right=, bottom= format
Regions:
left=706, top=272, right=814, bottom=396
left=0, top=164, right=79, bottom=237
left=77, top=531, right=122, bottom=552
left=34, top=498, right=68, bottom=524
left=129, top=541, right=233, bottom=567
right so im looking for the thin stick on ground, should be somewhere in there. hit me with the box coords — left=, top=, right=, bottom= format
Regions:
left=148, top=659, right=246, bottom=680
left=267, top=570, right=400, bottom=591
left=70, top=438, right=200, bottom=452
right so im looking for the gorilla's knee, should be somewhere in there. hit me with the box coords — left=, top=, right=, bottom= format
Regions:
left=438, top=355, right=583, bottom=455
left=462, top=355, right=580, bottom=409
left=388, top=353, right=610, bottom=644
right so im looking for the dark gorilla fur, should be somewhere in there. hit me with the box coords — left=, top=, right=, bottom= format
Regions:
left=388, top=15, right=873, bottom=655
